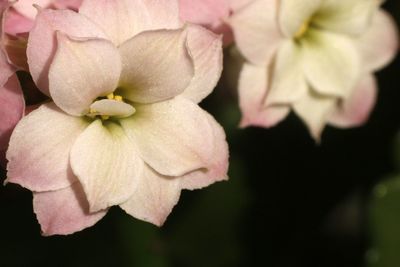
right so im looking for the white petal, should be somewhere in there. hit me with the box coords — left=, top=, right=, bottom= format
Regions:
left=120, top=96, right=214, bottom=177
left=89, top=99, right=135, bottom=118
left=70, top=120, right=144, bottom=212
left=118, top=29, right=193, bottom=104
left=6, top=103, right=88, bottom=191
left=120, top=165, right=181, bottom=226
left=49, top=34, right=121, bottom=116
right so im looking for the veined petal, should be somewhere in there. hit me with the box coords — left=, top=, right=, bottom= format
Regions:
left=33, top=183, right=107, bottom=236
left=293, top=90, right=336, bottom=141
left=265, top=40, right=307, bottom=106
left=355, top=10, right=398, bottom=72
left=12, top=0, right=52, bottom=20
left=89, top=99, right=135, bottom=118
left=181, top=111, right=229, bottom=190
left=120, top=164, right=181, bottom=227
left=49, top=34, right=121, bottom=116
left=228, top=0, right=282, bottom=65
left=279, top=0, right=321, bottom=38
left=70, top=120, right=144, bottom=212
left=238, top=62, right=290, bottom=128
left=301, top=30, right=360, bottom=98
left=181, top=24, right=223, bottom=103
left=313, top=0, right=378, bottom=36
left=79, top=0, right=181, bottom=46
left=27, top=9, right=107, bottom=95
left=328, top=74, right=377, bottom=128
left=118, top=29, right=193, bottom=104
left=120, top=96, right=214, bottom=177
left=6, top=103, right=88, bottom=191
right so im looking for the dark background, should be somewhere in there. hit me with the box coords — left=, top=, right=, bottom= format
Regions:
left=1, top=2, right=399, bottom=267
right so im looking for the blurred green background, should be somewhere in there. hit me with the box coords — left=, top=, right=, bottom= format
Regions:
left=1, top=2, right=400, bottom=267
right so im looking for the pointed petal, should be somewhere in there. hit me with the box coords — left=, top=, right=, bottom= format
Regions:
left=12, top=0, right=52, bottom=20
left=181, top=24, right=223, bottom=103
left=355, top=10, right=398, bottom=72
left=120, top=96, right=214, bottom=177
left=120, top=165, right=181, bottom=226
left=79, top=0, right=181, bottom=46
left=118, top=29, right=193, bottom=104
left=33, top=183, right=107, bottom=236
left=293, top=90, right=336, bottom=141
left=313, top=0, right=378, bottom=36
left=6, top=103, right=88, bottom=191
left=301, top=30, right=360, bottom=98
left=70, top=120, right=144, bottom=212
left=328, top=74, right=377, bottom=128
left=238, top=62, right=289, bottom=128
left=265, top=40, right=307, bottom=106
left=49, top=34, right=121, bottom=116
left=27, top=9, right=107, bottom=95
left=279, top=0, right=321, bottom=38
left=181, top=111, right=229, bottom=190
left=0, top=74, right=24, bottom=153
left=89, top=99, right=135, bottom=118
left=228, top=0, right=282, bottom=65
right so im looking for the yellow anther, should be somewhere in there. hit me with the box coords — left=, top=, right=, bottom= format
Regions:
left=107, top=93, right=114, bottom=100
left=101, top=115, right=110, bottom=120
left=89, top=108, right=97, bottom=114
left=114, top=95, right=123, bottom=101
left=294, top=19, right=311, bottom=39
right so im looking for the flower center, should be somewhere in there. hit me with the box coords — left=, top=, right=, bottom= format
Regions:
left=294, top=18, right=311, bottom=40
left=88, top=93, right=136, bottom=120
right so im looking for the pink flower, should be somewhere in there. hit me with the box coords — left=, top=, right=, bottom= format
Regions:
left=179, top=0, right=253, bottom=45
left=229, top=0, right=398, bottom=140
left=6, top=0, right=228, bottom=236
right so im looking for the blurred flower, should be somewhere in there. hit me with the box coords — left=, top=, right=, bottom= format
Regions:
left=229, top=0, right=398, bottom=140
left=179, top=0, right=253, bottom=45
left=6, top=0, right=228, bottom=236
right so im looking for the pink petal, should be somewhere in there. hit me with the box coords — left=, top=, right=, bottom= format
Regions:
left=0, top=74, right=24, bottom=160
left=355, top=10, right=399, bottom=72
left=328, top=74, right=377, bottom=128
left=27, top=8, right=107, bottom=95
left=49, top=33, right=121, bottom=116
left=179, top=0, right=229, bottom=28
left=120, top=164, right=181, bottom=227
left=70, top=120, right=144, bottom=212
left=181, top=24, right=223, bottom=103
left=120, top=96, right=214, bottom=177
left=6, top=103, right=89, bottom=191
left=118, top=29, right=193, bottom=104
left=53, top=0, right=83, bottom=10
left=12, top=0, right=52, bottom=20
left=79, top=0, right=181, bottom=46
left=33, top=182, right=107, bottom=236
left=4, top=8, right=34, bottom=35
left=238, top=62, right=289, bottom=128
left=229, top=0, right=282, bottom=65
left=181, top=111, right=229, bottom=190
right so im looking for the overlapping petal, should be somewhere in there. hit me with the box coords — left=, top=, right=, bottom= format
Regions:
left=6, top=103, right=88, bottom=191
left=48, top=34, right=121, bottom=116
left=179, top=0, right=229, bottom=29
left=70, top=120, right=144, bottom=212
left=12, top=0, right=52, bottom=20
left=118, top=29, right=193, bottom=104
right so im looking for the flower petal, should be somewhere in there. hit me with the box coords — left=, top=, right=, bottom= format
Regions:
left=4, top=8, right=34, bottom=35
left=181, top=111, right=229, bottom=190
left=238, top=62, right=289, bottom=128
left=120, top=164, right=181, bottom=226
left=89, top=99, right=135, bottom=118
left=355, top=10, right=398, bottom=72
left=179, top=0, right=229, bottom=28
left=228, top=0, right=282, bottom=65
left=301, top=30, right=360, bottom=98
left=328, top=74, right=377, bottom=128
left=27, top=8, right=107, bottom=95
left=33, top=182, right=107, bottom=236
left=313, top=0, right=378, bottom=36
left=120, top=96, right=214, bottom=177
left=293, top=90, right=336, bottom=141
left=49, top=33, right=121, bottom=116
left=0, top=74, right=24, bottom=155
left=70, top=120, right=144, bottom=212
left=6, top=103, right=88, bottom=191
left=181, top=24, right=222, bottom=103
left=12, top=0, right=52, bottom=20
left=53, top=0, right=83, bottom=10
left=79, top=0, right=181, bottom=46
left=279, top=0, right=321, bottom=38
left=265, top=40, right=307, bottom=106
left=118, top=29, right=193, bottom=104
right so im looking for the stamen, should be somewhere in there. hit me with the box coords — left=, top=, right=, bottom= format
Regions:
left=114, top=95, right=123, bottom=101
left=101, top=115, right=110, bottom=120
left=294, top=18, right=311, bottom=39
left=107, top=93, right=114, bottom=100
